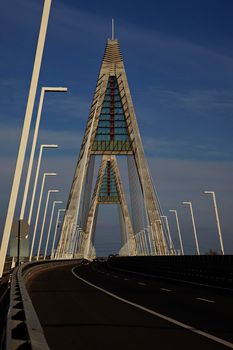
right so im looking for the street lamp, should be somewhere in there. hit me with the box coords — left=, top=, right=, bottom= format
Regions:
left=169, top=210, right=184, bottom=255
left=182, top=202, right=200, bottom=255
left=37, top=189, right=59, bottom=260
left=161, top=215, right=174, bottom=254
left=44, top=200, right=63, bottom=259
left=0, top=0, right=52, bottom=278
left=51, top=208, right=65, bottom=259
left=29, top=172, right=56, bottom=261
left=28, top=144, right=58, bottom=225
left=204, top=191, right=225, bottom=255
left=20, top=87, right=67, bottom=221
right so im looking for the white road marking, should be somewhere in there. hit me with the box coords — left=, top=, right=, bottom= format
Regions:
left=138, top=282, right=146, bottom=286
left=71, top=267, right=233, bottom=349
left=124, top=278, right=129, bottom=281
left=107, top=264, right=233, bottom=293
left=160, top=288, right=172, bottom=292
left=196, top=297, right=215, bottom=304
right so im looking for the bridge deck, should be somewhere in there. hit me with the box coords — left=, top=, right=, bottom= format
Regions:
left=26, top=261, right=233, bottom=350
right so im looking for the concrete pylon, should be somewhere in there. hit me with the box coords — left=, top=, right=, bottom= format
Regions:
left=56, top=37, right=168, bottom=259
left=81, top=155, right=136, bottom=259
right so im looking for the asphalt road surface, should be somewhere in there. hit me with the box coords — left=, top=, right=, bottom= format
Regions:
left=27, top=260, right=233, bottom=350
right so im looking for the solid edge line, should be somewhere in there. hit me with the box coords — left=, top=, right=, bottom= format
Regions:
left=71, top=267, right=233, bottom=349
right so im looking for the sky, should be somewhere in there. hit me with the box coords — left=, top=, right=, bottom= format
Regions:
left=0, top=0, right=233, bottom=256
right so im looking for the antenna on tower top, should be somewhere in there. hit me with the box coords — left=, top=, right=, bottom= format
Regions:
left=112, top=18, right=115, bottom=40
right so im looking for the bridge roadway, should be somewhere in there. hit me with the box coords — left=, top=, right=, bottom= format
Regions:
left=27, top=260, right=233, bottom=350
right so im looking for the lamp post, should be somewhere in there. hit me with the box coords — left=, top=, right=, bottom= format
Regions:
left=182, top=202, right=200, bottom=255
left=0, top=0, right=52, bottom=278
left=204, top=191, right=225, bottom=255
left=29, top=172, right=56, bottom=261
left=161, top=215, right=174, bottom=255
left=20, top=87, right=67, bottom=221
left=169, top=210, right=184, bottom=255
left=37, top=189, right=59, bottom=260
left=44, top=200, right=63, bottom=259
left=51, top=208, right=65, bottom=259
left=28, top=144, right=58, bottom=225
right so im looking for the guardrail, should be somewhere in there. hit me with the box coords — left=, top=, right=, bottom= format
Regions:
left=0, top=275, right=11, bottom=349
left=107, top=255, right=233, bottom=290
left=5, top=259, right=80, bottom=350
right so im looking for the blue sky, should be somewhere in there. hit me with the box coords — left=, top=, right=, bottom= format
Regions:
left=0, top=0, right=233, bottom=256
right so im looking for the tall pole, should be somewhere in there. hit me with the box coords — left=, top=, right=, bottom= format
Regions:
left=51, top=208, right=65, bottom=259
left=182, top=202, right=200, bottom=255
left=37, top=189, right=59, bottom=260
left=161, top=215, right=173, bottom=254
left=17, top=220, right=21, bottom=267
left=204, top=191, right=225, bottom=255
left=29, top=172, right=56, bottom=261
left=44, top=200, right=62, bottom=259
left=28, top=144, right=58, bottom=225
left=112, top=18, right=115, bottom=40
left=20, top=87, right=67, bottom=221
left=0, top=0, right=52, bottom=278
left=169, top=210, right=184, bottom=255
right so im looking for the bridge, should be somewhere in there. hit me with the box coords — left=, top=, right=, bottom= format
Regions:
left=0, top=2, right=232, bottom=349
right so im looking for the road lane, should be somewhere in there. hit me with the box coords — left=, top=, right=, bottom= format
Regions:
left=27, top=261, right=233, bottom=350
left=75, top=261, right=233, bottom=344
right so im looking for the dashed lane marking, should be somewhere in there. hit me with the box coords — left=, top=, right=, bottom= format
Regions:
left=196, top=297, right=215, bottom=304
left=160, top=288, right=172, bottom=292
left=71, top=267, right=233, bottom=349
left=138, top=282, right=146, bottom=286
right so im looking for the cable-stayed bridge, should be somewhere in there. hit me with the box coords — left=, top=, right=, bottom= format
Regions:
left=0, top=5, right=232, bottom=350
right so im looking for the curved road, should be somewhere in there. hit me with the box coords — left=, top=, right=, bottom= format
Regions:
left=27, top=260, right=233, bottom=350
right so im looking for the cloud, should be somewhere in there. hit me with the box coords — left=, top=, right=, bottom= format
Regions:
left=0, top=125, right=83, bottom=156
left=1, top=0, right=233, bottom=255
left=142, top=135, right=232, bottom=161
left=151, top=89, right=233, bottom=115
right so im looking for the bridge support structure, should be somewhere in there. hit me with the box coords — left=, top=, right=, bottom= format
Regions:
left=56, top=37, right=168, bottom=258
